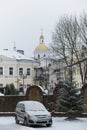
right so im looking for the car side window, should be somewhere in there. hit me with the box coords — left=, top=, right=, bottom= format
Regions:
left=21, top=104, right=25, bottom=112
left=16, top=103, right=20, bottom=108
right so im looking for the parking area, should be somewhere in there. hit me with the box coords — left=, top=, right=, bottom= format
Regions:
left=0, top=116, right=87, bottom=130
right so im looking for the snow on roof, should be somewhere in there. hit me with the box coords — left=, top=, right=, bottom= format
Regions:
left=37, top=85, right=48, bottom=95
left=37, top=85, right=45, bottom=92
left=18, top=100, right=46, bottom=111
left=0, top=92, right=4, bottom=96
left=0, top=49, right=33, bottom=60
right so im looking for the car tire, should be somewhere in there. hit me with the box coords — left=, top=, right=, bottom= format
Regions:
left=15, top=116, right=19, bottom=124
left=24, top=118, right=28, bottom=126
left=46, top=124, right=52, bottom=127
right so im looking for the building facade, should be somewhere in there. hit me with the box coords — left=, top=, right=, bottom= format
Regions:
left=34, top=33, right=87, bottom=90
left=34, top=32, right=52, bottom=89
left=0, top=49, right=39, bottom=94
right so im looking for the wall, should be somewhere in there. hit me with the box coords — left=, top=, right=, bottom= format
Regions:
left=0, top=84, right=87, bottom=115
left=0, top=96, right=26, bottom=112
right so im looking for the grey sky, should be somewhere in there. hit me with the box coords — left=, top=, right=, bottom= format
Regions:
left=0, top=0, right=87, bottom=57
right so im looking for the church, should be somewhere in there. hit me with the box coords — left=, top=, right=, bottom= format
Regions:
left=33, top=32, right=57, bottom=90
left=0, top=31, right=83, bottom=95
left=0, top=32, right=53, bottom=95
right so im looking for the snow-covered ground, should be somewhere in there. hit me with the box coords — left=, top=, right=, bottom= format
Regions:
left=0, top=116, right=87, bottom=130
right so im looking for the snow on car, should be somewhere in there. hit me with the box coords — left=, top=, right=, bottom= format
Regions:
left=15, top=100, right=52, bottom=127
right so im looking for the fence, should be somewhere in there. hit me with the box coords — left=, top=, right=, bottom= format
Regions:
left=0, top=84, right=87, bottom=117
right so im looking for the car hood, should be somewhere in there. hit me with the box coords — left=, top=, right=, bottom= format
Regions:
left=26, top=110, right=51, bottom=116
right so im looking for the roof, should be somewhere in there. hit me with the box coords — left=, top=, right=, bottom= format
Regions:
left=35, top=33, right=49, bottom=51
left=0, top=49, right=33, bottom=60
left=35, top=43, right=49, bottom=51
left=0, top=92, right=4, bottom=96
left=18, top=100, right=46, bottom=110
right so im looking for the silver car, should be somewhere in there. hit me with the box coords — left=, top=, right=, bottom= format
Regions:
left=15, top=100, right=52, bottom=127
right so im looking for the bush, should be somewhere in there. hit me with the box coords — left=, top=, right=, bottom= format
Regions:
left=5, top=83, right=19, bottom=95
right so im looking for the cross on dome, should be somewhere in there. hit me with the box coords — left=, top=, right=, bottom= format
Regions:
left=40, top=29, right=44, bottom=44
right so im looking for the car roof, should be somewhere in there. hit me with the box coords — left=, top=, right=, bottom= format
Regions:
left=17, top=100, right=45, bottom=110
left=18, top=100, right=43, bottom=106
left=18, top=100, right=41, bottom=104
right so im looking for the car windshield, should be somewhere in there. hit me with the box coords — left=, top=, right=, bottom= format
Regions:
left=25, top=102, right=46, bottom=111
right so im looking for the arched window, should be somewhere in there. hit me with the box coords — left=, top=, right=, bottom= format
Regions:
left=19, top=68, right=23, bottom=75
left=27, top=68, right=30, bottom=76
left=38, top=54, right=40, bottom=59
left=9, top=67, right=13, bottom=75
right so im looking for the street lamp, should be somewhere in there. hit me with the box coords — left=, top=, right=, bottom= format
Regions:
left=20, top=74, right=27, bottom=94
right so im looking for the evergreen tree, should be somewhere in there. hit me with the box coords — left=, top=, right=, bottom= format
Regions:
left=5, top=83, right=19, bottom=95
left=57, top=81, right=84, bottom=120
left=10, top=83, right=19, bottom=95
left=5, top=84, right=11, bottom=95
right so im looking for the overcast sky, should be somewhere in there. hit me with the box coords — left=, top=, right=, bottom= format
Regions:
left=0, top=0, right=87, bottom=57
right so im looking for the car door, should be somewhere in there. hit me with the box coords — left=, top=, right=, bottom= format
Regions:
left=17, top=103, right=25, bottom=122
left=19, top=103, right=25, bottom=122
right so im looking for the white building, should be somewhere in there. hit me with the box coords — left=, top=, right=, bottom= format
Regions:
left=34, top=32, right=56, bottom=89
left=34, top=33, right=87, bottom=89
left=0, top=48, right=39, bottom=94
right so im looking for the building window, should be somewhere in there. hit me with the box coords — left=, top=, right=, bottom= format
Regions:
left=9, top=67, right=13, bottom=75
left=19, top=68, right=23, bottom=75
left=0, top=84, right=4, bottom=93
left=27, top=68, right=30, bottom=76
left=38, top=54, right=40, bottom=59
left=0, top=67, right=3, bottom=75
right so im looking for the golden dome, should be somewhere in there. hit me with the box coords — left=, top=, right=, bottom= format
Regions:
left=35, top=43, right=49, bottom=51
left=35, top=31, right=49, bottom=51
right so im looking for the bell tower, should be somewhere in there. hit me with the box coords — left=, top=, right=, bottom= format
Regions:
left=34, top=30, right=49, bottom=60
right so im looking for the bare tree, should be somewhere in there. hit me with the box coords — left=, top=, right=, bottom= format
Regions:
left=80, top=12, right=87, bottom=45
left=79, top=12, right=87, bottom=83
left=51, top=15, right=85, bottom=84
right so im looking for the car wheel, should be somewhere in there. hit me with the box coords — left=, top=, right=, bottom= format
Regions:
left=46, top=124, right=52, bottom=127
left=15, top=116, right=19, bottom=124
left=24, top=118, right=28, bottom=126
